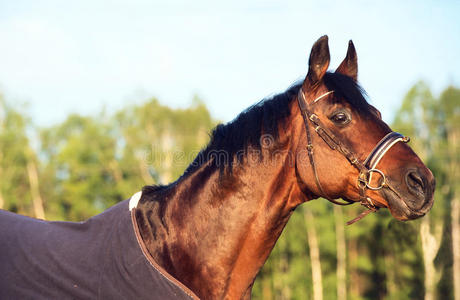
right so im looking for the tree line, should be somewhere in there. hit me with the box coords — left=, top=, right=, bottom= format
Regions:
left=0, top=82, right=458, bottom=299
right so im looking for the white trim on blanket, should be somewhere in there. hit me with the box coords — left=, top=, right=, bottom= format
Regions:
left=129, top=191, right=142, bottom=211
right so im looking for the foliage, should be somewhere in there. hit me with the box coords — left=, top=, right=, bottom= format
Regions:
left=0, top=96, right=35, bottom=214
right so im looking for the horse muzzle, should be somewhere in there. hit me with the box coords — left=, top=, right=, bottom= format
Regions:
left=382, top=166, right=435, bottom=220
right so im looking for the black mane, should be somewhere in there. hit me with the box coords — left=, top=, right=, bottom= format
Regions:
left=143, top=72, right=372, bottom=195
left=185, top=82, right=301, bottom=174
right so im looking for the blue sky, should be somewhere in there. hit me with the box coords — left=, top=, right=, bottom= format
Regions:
left=0, top=0, right=459, bottom=126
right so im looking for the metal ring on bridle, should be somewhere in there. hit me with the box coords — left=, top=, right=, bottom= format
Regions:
left=365, top=169, right=386, bottom=190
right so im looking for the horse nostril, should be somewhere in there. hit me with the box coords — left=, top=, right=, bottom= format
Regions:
left=402, top=169, right=435, bottom=214
left=406, top=170, right=424, bottom=194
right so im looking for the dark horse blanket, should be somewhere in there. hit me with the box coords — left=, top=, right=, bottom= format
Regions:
left=0, top=197, right=199, bottom=299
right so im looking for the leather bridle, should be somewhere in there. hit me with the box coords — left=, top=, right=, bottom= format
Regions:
left=297, top=89, right=410, bottom=224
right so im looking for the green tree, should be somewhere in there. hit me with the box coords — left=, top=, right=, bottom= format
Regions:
left=114, top=96, right=214, bottom=187
left=0, top=95, right=44, bottom=218
left=392, top=81, right=442, bottom=300
left=435, top=86, right=460, bottom=300
left=37, top=96, right=215, bottom=221
left=39, top=114, right=122, bottom=220
left=392, top=82, right=460, bottom=300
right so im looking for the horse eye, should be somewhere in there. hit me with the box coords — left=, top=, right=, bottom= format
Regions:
left=330, top=112, right=351, bottom=125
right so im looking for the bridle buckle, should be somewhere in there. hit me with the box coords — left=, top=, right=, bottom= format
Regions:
left=365, top=169, right=386, bottom=190
left=357, top=172, right=368, bottom=188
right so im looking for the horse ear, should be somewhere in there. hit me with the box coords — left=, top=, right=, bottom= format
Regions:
left=305, top=35, right=330, bottom=89
left=336, top=40, right=358, bottom=81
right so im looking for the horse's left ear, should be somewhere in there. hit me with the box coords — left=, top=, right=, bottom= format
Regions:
left=336, top=40, right=358, bottom=81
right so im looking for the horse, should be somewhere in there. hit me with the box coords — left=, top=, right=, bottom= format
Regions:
left=0, top=36, right=435, bottom=299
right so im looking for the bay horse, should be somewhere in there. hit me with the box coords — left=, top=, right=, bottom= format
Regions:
left=0, top=36, right=435, bottom=299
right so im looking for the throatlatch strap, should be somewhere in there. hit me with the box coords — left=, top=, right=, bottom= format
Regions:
left=298, top=89, right=354, bottom=206
left=301, top=100, right=330, bottom=200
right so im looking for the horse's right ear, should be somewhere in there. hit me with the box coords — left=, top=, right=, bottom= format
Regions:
left=335, top=40, right=358, bottom=81
left=305, top=35, right=330, bottom=90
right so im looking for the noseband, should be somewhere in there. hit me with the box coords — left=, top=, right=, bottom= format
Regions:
left=297, top=89, right=410, bottom=224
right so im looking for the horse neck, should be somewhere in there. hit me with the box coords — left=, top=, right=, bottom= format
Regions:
left=135, top=106, right=312, bottom=299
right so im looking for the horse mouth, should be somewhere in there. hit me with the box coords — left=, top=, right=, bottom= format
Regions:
left=380, top=182, right=434, bottom=221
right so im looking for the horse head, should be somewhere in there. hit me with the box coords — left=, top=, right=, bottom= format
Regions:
left=294, top=36, right=435, bottom=221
